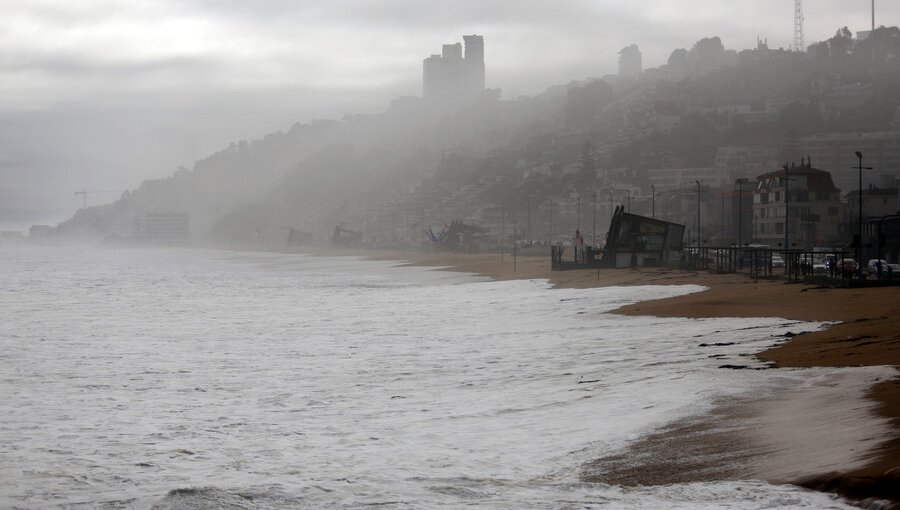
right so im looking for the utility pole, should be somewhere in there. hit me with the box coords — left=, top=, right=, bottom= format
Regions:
left=651, top=184, right=656, bottom=219
left=721, top=192, right=726, bottom=241
left=854, top=152, right=874, bottom=271
left=526, top=201, right=531, bottom=245
left=548, top=201, right=553, bottom=246
left=501, top=201, right=506, bottom=262
left=784, top=164, right=790, bottom=255
left=592, top=191, right=597, bottom=247
left=696, top=181, right=701, bottom=253
left=736, top=179, right=746, bottom=248
left=576, top=195, right=582, bottom=232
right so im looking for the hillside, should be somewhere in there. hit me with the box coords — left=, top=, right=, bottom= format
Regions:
left=53, top=27, right=900, bottom=248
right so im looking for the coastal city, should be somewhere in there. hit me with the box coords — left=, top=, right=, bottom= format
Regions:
left=7, top=27, right=900, bottom=287
left=2, top=2, right=900, bottom=509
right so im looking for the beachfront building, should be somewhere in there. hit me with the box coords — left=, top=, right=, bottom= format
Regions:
left=752, top=160, right=845, bottom=249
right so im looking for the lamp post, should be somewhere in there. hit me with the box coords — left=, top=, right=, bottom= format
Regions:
left=608, top=190, right=614, bottom=219
left=576, top=194, right=582, bottom=232
left=651, top=184, right=656, bottom=219
left=625, top=189, right=631, bottom=213
left=501, top=201, right=506, bottom=262
left=784, top=164, right=790, bottom=258
left=736, top=180, right=745, bottom=248
left=548, top=200, right=553, bottom=246
left=526, top=200, right=532, bottom=245
left=696, top=180, right=701, bottom=253
left=854, top=151, right=873, bottom=270
left=592, top=191, right=597, bottom=247
left=721, top=191, right=726, bottom=241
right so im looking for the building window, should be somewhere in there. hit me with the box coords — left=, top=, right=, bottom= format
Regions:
left=828, top=206, right=838, bottom=216
left=775, top=223, right=784, bottom=235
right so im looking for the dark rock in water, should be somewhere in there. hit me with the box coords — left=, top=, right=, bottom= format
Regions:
left=151, top=486, right=280, bottom=509
left=800, top=472, right=900, bottom=510
left=151, top=487, right=249, bottom=509
left=718, top=364, right=770, bottom=371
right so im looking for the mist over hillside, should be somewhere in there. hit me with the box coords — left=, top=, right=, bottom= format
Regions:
left=50, top=27, right=900, bottom=249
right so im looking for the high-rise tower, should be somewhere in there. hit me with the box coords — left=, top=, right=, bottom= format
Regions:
left=618, top=44, right=642, bottom=77
left=423, top=35, right=485, bottom=107
left=463, top=35, right=485, bottom=95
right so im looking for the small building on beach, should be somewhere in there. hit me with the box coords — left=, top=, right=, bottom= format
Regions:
left=600, top=206, right=685, bottom=268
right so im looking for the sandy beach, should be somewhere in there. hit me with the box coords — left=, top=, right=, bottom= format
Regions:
left=361, top=249, right=900, bottom=508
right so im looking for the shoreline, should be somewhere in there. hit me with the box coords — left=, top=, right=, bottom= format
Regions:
left=358, top=249, right=900, bottom=507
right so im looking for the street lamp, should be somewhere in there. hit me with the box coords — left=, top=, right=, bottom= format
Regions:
left=548, top=200, right=553, bottom=246
left=735, top=179, right=746, bottom=248
left=651, top=184, right=656, bottom=219
left=696, top=180, right=701, bottom=252
left=608, top=190, right=614, bottom=219
left=625, top=189, right=631, bottom=213
left=854, top=151, right=873, bottom=269
left=576, top=194, right=582, bottom=232
left=592, top=191, right=597, bottom=247
left=526, top=200, right=532, bottom=245
left=784, top=164, right=790, bottom=257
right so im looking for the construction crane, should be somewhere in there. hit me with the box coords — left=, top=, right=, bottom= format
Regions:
left=74, top=189, right=120, bottom=209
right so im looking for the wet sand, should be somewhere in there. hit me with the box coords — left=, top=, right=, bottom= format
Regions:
left=359, top=250, right=900, bottom=507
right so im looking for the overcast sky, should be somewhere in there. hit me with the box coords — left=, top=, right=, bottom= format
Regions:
left=1, top=0, right=895, bottom=230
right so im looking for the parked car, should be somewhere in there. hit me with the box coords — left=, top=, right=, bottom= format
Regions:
left=866, top=259, right=900, bottom=278
left=770, top=254, right=785, bottom=268
left=812, top=258, right=829, bottom=274
left=839, top=258, right=859, bottom=275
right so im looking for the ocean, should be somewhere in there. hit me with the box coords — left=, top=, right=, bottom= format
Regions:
left=0, top=245, right=878, bottom=508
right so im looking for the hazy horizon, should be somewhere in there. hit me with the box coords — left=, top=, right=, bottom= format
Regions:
left=1, top=0, right=894, bottom=230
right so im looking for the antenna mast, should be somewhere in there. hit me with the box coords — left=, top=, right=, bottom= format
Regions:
left=793, top=0, right=805, bottom=52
